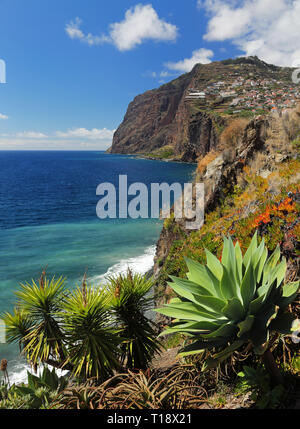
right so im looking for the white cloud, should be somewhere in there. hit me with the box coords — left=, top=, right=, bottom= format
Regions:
left=16, top=131, right=48, bottom=138
left=200, top=0, right=300, bottom=67
left=165, top=48, right=214, bottom=73
left=109, top=4, right=178, bottom=51
left=66, top=4, right=178, bottom=51
left=0, top=113, right=8, bottom=120
left=160, top=71, right=174, bottom=77
left=0, top=128, right=115, bottom=150
left=65, top=18, right=110, bottom=46
left=55, top=127, right=115, bottom=140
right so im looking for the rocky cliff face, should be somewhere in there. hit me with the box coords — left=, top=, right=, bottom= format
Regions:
left=110, top=57, right=295, bottom=162
left=110, top=64, right=222, bottom=162
left=152, top=109, right=300, bottom=323
left=153, top=116, right=270, bottom=281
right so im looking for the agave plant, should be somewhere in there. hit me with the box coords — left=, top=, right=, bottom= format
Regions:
left=61, top=283, right=122, bottom=380
left=156, top=233, right=299, bottom=381
left=14, top=366, right=68, bottom=409
left=105, top=270, right=162, bottom=370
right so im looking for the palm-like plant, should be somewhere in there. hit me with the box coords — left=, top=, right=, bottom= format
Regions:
left=2, top=308, right=32, bottom=353
left=3, top=275, right=67, bottom=367
left=61, top=283, right=122, bottom=380
left=106, top=270, right=162, bottom=370
left=156, top=233, right=299, bottom=383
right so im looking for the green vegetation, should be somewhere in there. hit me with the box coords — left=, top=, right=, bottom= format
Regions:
left=157, top=234, right=299, bottom=385
left=0, top=145, right=299, bottom=409
left=291, top=134, right=300, bottom=153
left=235, top=365, right=285, bottom=409
left=105, top=271, right=162, bottom=370
left=0, top=366, right=68, bottom=409
left=144, top=146, right=175, bottom=160
left=2, top=270, right=161, bottom=382
left=157, top=159, right=300, bottom=286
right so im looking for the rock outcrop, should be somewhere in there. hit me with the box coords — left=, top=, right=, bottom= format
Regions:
left=110, top=57, right=295, bottom=162
left=153, top=116, right=270, bottom=281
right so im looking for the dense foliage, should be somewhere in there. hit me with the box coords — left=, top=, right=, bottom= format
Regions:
left=2, top=270, right=161, bottom=381
left=156, top=233, right=299, bottom=373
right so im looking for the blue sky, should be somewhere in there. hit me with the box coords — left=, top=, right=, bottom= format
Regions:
left=0, top=0, right=299, bottom=150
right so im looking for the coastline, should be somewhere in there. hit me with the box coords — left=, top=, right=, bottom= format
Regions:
left=104, top=151, right=198, bottom=165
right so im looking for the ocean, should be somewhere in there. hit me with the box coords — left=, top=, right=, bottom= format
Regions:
left=0, top=150, right=196, bottom=383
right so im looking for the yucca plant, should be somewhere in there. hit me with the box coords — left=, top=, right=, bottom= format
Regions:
left=61, top=283, right=122, bottom=381
left=105, top=270, right=162, bottom=370
left=156, top=233, right=299, bottom=384
left=2, top=275, right=67, bottom=368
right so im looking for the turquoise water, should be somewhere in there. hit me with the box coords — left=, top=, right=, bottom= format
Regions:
left=0, top=151, right=196, bottom=382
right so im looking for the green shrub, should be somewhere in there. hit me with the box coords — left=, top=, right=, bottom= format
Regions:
left=235, top=365, right=285, bottom=409
left=0, top=367, right=68, bottom=409
left=156, top=233, right=299, bottom=377
left=2, top=270, right=159, bottom=380
left=105, top=270, right=162, bottom=370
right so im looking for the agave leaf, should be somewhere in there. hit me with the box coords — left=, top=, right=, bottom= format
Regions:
left=192, top=295, right=228, bottom=314
left=221, top=298, right=245, bottom=321
left=257, top=278, right=277, bottom=301
left=262, top=245, right=281, bottom=284
left=204, top=250, right=223, bottom=282
left=227, top=236, right=239, bottom=282
left=243, top=231, right=258, bottom=269
left=221, top=236, right=237, bottom=271
left=202, top=340, right=244, bottom=371
left=221, top=236, right=229, bottom=267
left=179, top=338, right=226, bottom=357
left=248, top=294, right=266, bottom=315
left=268, top=313, right=297, bottom=335
left=167, top=282, right=200, bottom=306
left=276, top=281, right=299, bottom=308
left=168, top=277, right=226, bottom=313
left=185, top=257, right=216, bottom=295
left=235, top=242, right=243, bottom=284
left=155, top=306, right=219, bottom=323
left=159, top=320, right=223, bottom=336
left=169, top=276, right=213, bottom=298
left=253, top=304, right=279, bottom=332
left=15, top=385, right=34, bottom=396
left=237, top=315, right=255, bottom=338
left=220, top=264, right=242, bottom=302
left=200, top=322, right=237, bottom=339
left=240, top=262, right=256, bottom=308
left=252, top=238, right=266, bottom=268
left=163, top=300, right=225, bottom=320
left=205, top=266, right=224, bottom=299
left=168, top=297, right=183, bottom=305
left=255, top=246, right=268, bottom=284
left=269, top=258, right=287, bottom=288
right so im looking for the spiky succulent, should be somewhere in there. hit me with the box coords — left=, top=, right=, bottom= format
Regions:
left=156, top=233, right=299, bottom=369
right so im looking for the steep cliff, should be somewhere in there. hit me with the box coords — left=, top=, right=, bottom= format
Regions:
left=152, top=108, right=300, bottom=322
left=110, top=56, right=297, bottom=162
